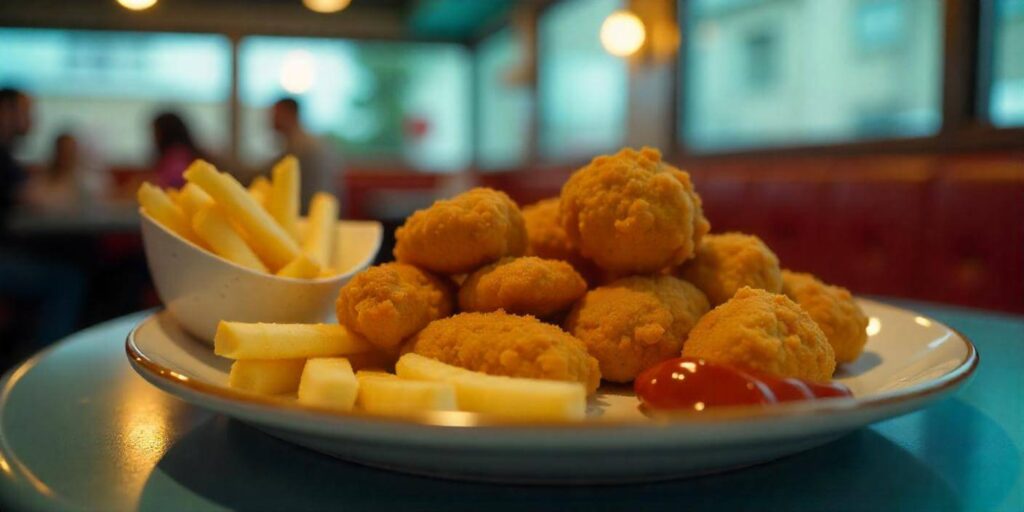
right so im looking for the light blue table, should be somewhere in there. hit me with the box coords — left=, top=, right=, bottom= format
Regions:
left=0, top=302, right=1020, bottom=511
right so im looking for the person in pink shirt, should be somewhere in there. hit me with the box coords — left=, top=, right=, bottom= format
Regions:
left=151, top=112, right=205, bottom=188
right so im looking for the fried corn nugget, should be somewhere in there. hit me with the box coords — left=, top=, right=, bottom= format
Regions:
left=564, top=275, right=710, bottom=383
left=683, top=287, right=836, bottom=383
left=336, top=263, right=454, bottom=352
left=394, top=188, right=527, bottom=275
left=782, top=270, right=869, bottom=364
left=560, top=147, right=709, bottom=275
left=406, top=311, right=601, bottom=394
left=459, top=257, right=587, bottom=318
left=677, top=232, right=783, bottom=306
left=522, top=198, right=604, bottom=285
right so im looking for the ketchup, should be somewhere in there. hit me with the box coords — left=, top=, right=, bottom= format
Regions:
left=634, top=357, right=853, bottom=412
left=634, top=358, right=776, bottom=411
left=757, top=374, right=853, bottom=402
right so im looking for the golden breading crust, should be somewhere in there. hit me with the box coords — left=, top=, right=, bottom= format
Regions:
left=459, top=257, right=587, bottom=318
left=782, top=270, right=869, bottom=364
left=394, top=188, right=527, bottom=275
left=678, top=232, right=782, bottom=306
left=522, top=198, right=603, bottom=284
left=336, top=263, right=454, bottom=352
left=560, top=147, right=710, bottom=274
left=406, top=311, right=601, bottom=394
left=522, top=198, right=574, bottom=261
left=564, top=275, right=710, bottom=383
left=683, top=287, right=836, bottom=382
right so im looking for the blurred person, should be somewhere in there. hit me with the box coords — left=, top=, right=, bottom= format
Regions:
left=23, top=132, right=109, bottom=212
left=271, top=97, right=342, bottom=210
left=23, top=133, right=80, bottom=212
left=152, top=111, right=206, bottom=188
left=0, top=88, right=85, bottom=346
left=0, top=87, right=31, bottom=230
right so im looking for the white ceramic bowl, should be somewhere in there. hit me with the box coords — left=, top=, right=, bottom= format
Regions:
left=139, top=210, right=383, bottom=343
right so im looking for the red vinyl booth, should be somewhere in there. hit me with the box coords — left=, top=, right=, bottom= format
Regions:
left=347, top=150, right=1024, bottom=313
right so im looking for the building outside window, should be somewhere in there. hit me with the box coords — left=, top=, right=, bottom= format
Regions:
left=239, top=36, right=471, bottom=173
left=538, top=0, right=628, bottom=162
left=476, top=28, right=534, bottom=171
left=682, top=0, right=943, bottom=152
left=990, top=0, right=1024, bottom=127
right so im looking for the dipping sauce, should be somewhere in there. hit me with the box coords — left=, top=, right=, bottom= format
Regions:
left=634, top=358, right=776, bottom=411
left=757, top=374, right=853, bottom=402
left=634, top=357, right=852, bottom=411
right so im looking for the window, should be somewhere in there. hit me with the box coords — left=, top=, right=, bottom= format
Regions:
left=854, top=0, right=907, bottom=52
left=539, top=0, right=628, bottom=162
left=476, top=28, right=534, bottom=170
left=681, top=0, right=943, bottom=152
left=990, top=0, right=1024, bottom=126
left=744, top=28, right=778, bottom=90
left=238, top=36, right=471, bottom=172
left=0, top=28, right=230, bottom=166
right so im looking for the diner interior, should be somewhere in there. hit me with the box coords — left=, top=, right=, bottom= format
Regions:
left=1, top=1, right=1024, bottom=510
left=0, top=0, right=1022, bottom=373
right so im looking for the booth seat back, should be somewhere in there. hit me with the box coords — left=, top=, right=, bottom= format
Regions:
left=343, top=151, right=1024, bottom=313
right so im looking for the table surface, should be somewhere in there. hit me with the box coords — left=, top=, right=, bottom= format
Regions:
left=0, top=301, right=1020, bottom=512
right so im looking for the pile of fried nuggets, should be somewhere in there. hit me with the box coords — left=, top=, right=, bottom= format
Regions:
left=337, top=147, right=868, bottom=395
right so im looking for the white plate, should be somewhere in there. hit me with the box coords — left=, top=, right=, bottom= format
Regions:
left=126, top=299, right=977, bottom=484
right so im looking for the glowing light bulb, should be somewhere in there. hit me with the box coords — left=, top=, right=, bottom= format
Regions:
left=303, top=0, right=352, bottom=14
left=280, top=50, right=316, bottom=94
left=600, top=10, right=646, bottom=57
left=117, top=0, right=157, bottom=10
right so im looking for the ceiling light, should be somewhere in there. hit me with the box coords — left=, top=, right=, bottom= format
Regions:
left=117, top=0, right=157, bottom=11
left=280, top=50, right=317, bottom=94
left=601, top=10, right=646, bottom=57
left=303, top=0, right=352, bottom=14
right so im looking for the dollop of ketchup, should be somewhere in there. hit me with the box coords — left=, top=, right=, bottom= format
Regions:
left=634, top=358, right=776, bottom=411
left=634, top=357, right=852, bottom=412
left=757, top=374, right=853, bottom=402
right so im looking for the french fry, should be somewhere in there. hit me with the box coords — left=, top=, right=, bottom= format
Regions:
left=248, top=176, right=272, bottom=208
left=333, top=220, right=379, bottom=274
left=268, top=156, right=301, bottom=242
left=295, top=216, right=309, bottom=245
left=138, top=182, right=202, bottom=246
left=357, top=374, right=456, bottom=415
left=166, top=186, right=181, bottom=205
left=192, top=206, right=268, bottom=273
left=302, top=192, right=338, bottom=267
left=214, top=322, right=373, bottom=360
left=396, top=353, right=470, bottom=381
left=184, top=160, right=299, bottom=271
left=178, top=183, right=215, bottom=220
left=275, top=252, right=321, bottom=279
left=297, top=358, right=358, bottom=411
left=228, top=359, right=305, bottom=394
left=395, top=354, right=586, bottom=421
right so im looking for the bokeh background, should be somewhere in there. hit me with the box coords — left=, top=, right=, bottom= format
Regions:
left=0, top=0, right=1021, bottom=370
